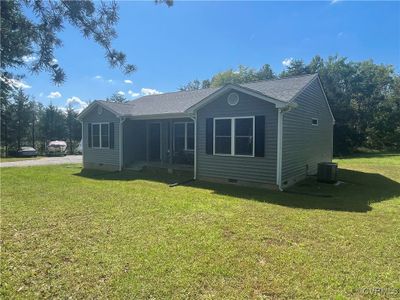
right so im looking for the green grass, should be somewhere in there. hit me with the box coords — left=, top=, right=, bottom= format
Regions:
left=0, top=156, right=42, bottom=162
left=1, top=154, right=399, bottom=299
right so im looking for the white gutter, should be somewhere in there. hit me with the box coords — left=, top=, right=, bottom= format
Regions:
left=190, top=113, right=197, bottom=180
left=119, top=117, right=126, bottom=171
left=276, top=109, right=283, bottom=191
left=128, top=113, right=189, bottom=120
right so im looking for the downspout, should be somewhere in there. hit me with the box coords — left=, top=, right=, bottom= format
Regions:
left=276, top=109, right=283, bottom=191
left=190, top=113, right=197, bottom=180
left=80, top=120, right=84, bottom=167
left=119, top=117, right=126, bottom=171
left=276, top=102, right=297, bottom=191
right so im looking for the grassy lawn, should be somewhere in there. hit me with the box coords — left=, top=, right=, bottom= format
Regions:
left=0, top=157, right=42, bottom=163
left=1, top=154, right=399, bottom=299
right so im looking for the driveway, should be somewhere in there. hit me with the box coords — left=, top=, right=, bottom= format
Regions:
left=0, top=155, right=82, bottom=168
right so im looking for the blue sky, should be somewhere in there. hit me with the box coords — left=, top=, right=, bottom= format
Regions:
left=16, top=1, right=400, bottom=111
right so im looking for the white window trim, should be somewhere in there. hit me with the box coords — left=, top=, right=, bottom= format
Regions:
left=91, top=122, right=110, bottom=149
left=213, top=116, right=255, bottom=157
left=173, top=122, right=194, bottom=151
left=312, top=118, right=319, bottom=126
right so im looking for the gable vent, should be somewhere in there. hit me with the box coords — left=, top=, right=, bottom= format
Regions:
left=227, top=92, right=239, bottom=106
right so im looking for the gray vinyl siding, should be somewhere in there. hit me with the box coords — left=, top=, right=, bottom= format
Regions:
left=82, top=106, right=120, bottom=169
left=281, top=78, right=334, bottom=185
left=197, top=91, right=278, bottom=185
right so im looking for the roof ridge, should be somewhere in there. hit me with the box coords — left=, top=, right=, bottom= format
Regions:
left=240, top=73, right=318, bottom=86
left=97, top=74, right=318, bottom=105
left=126, top=86, right=220, bottom=104
left=126, top=73, right=318, bottom=104
left=96, top=100, right=135, bottom=106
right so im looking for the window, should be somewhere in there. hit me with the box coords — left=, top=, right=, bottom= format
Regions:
left=235, top=118, right=253, bottom=156
left=101, top=123, right=109, bottom=147
left=214, top=117, right=254, bottom=156
left=92, top=124, right=100, bottom=148
left=174, top=122, right=194, bottom=152
left=312, top=118, right=319, bottom=126
left=214, top=119, right=232, bottom=155
left=92, top=123, right=109, bottom=148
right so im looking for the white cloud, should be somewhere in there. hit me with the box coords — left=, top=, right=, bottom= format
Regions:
left=57, top=106, right=67, bottom=113
left=47, top=91, right=62, bottom=98
left=66, top=96, right=88, bottom=113
left=117, top=91, right=125, bottom=96
left=39, top=92, right=44, bottom=97
left=93, top=76, right=114, bottom=84
left=128, top=90, right=140, bottom=97
left=14, top=79, right=32, bottom=89
left=22, top=55, right=37, bottom=63
left=141, top=88, right=162, bottom=96
left=124, top=79, right=133, bottom=84
left=282, top=57, right=294, bottom=67
left=1, top=77, right=32, bottom=89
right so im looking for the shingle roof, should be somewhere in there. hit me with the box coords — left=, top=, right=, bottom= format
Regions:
left=240, top=73, right=317, bottom=102
left=96, top=74, right=317, bottom=117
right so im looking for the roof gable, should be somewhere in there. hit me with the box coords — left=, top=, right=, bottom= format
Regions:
left=77, top=101, right=132, bottom=120
left=185, top=84, right=287, bottom=113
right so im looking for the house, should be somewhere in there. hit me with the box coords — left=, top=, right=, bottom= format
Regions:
left=77, top=74, right=334, bottom=190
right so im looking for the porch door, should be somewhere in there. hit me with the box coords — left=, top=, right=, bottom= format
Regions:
left=149, top=123, right=161, bottom=161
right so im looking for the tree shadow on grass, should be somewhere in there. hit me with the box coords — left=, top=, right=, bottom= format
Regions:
left=75, top=168, right=400, bottom=213
left=190, top=169, right=400, bottom=213
left=335, top=152, right=400, bottom=160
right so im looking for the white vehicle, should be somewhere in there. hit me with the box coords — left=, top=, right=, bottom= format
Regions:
left=47, top=140, right=67, bottom=156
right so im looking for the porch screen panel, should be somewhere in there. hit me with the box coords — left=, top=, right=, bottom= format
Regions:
left=186, top=123, right=194, bottom=150
left=174, top=123, right=185, bottom=152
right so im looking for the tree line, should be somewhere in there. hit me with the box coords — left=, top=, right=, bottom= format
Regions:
left=1, top=0, right=171, bottom=157
left=3, top=1, right=397, bottom=156
left=180, top=55, right=400, bottom=155
left=0, top=90, right=82, bottom=156
left=1, top=0, right=138, bottom=157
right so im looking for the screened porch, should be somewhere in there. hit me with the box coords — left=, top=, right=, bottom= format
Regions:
left=122, top=118, right=195, bottom=172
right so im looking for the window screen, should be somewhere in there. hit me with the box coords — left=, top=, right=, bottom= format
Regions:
left=235, top=118, right=254, bottom=156
left=101, top=123, right=109, bottom=148
left=214, top=119, right=232, bottom=155
left=92, top=124, right=100, bottom=147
